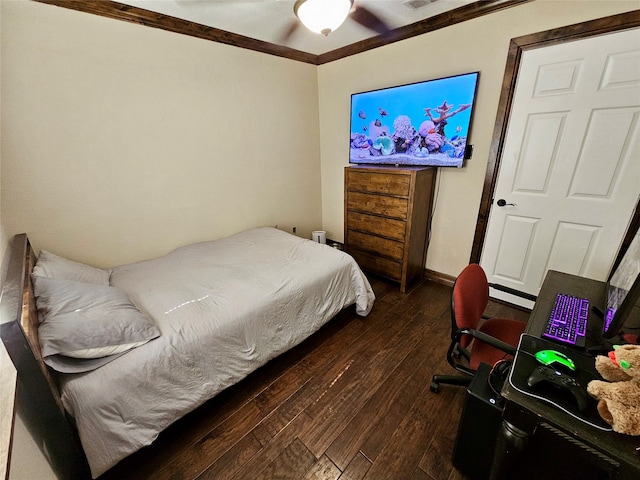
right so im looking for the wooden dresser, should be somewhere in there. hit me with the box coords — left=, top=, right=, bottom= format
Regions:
left=344, top=165, right=437, bottom=292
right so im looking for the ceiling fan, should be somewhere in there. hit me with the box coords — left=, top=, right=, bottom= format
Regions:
left=283, top=0, right=391, bottom=41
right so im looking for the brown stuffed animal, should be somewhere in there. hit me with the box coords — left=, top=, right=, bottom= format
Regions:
left=587, top=344, right=640, bottom=435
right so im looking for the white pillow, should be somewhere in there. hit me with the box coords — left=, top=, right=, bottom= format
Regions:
left=33, top=250, right=110, bottom=285
left=33, top=276, right=160, bottom=373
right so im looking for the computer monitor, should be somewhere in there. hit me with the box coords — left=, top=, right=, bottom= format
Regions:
left=602, top=229, right=640, bottom=340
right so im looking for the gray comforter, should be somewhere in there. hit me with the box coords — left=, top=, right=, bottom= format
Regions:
left=59, top=227, right=375, bottom=477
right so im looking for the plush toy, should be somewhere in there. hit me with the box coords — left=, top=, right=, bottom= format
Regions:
left=587, top=344, right=640, bottom=435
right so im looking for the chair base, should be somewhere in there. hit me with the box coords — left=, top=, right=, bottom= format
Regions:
left=430, top=374, right=472, bottom=393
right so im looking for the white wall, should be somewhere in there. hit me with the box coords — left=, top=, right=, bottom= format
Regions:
left=318, top=0, right=639, bottom=278
left=8, top=414, right=58, bottom=480
left=1, top=0, right=322, bottom=267
left=0, top=0, right=8, bottom=266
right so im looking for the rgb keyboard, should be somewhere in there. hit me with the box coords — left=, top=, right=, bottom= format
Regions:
left=543, top=293, right=589, bottom=347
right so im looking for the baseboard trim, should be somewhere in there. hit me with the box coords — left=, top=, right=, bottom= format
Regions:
left=424, top=269, right=456, bottom=288
left=424, top=268, right=531, bottom=313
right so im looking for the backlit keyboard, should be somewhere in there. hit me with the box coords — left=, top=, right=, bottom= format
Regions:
left=543, top=293, right=589, bottom=347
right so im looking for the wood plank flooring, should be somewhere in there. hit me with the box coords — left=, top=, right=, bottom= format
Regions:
left=98, top=275, right=529, bottom=480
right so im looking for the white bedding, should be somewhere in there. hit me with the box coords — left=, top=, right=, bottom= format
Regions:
left=59, top=227, right=374, bottom=477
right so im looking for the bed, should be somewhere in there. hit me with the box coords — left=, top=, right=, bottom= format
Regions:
left=0, top=227, right=374, bottom=478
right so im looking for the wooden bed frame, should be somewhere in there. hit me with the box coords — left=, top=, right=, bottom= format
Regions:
left=0, top=234, right=91, bottom=479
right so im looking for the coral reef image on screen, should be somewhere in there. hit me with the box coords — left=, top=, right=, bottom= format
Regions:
left=349, top=72, right=479, bottom=167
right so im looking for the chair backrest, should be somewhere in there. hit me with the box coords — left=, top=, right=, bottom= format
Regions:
left=451, top=263, right=489, bottom=348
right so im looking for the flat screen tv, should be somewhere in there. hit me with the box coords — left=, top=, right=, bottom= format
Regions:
left=349, top=72, right=479, bottom=168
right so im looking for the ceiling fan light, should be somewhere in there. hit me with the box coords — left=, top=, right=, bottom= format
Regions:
left=294, top=0, right=353, bottom=36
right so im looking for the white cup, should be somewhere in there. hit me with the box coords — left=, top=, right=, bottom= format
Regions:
left=312, top=231, right=326, bottom=244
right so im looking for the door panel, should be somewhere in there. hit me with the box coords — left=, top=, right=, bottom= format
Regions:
left=569, top=107, right=639, bottom=198
left=546, top=222, right=599, bottom=275
left=513, top=112, right=566, bottom=193
left=493, top=215, right=539, bottom=283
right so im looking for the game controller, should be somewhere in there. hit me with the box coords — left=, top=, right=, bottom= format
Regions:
left=534, top=349, right=576, bottom=372
left=526, top=365, right=589, bottom=412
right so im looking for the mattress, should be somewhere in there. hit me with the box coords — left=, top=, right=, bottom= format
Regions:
left=58, top=227, right=374, bottom=477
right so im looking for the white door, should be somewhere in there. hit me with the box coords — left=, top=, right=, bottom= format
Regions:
left=481, top=28, right=640, bottom=308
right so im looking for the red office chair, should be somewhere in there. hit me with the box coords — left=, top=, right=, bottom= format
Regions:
left=430, top=264, right=533, bottom=393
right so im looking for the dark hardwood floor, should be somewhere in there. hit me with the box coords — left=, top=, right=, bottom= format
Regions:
left=98, top=275, right=529, bottom=480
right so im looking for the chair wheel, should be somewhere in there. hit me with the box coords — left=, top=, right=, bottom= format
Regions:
left=430, top=381, right=440, bottom=393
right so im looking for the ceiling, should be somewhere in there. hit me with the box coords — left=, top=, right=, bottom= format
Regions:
left=115, top=0, right=477, bottom=55
left=37, top=0, right=531, bottom=63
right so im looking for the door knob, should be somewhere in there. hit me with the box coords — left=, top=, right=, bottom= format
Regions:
left=496, top=199, right=516, bottom=207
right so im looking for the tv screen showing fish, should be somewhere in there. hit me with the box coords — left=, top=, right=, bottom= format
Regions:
left=349, top=72, right=479, bottom=168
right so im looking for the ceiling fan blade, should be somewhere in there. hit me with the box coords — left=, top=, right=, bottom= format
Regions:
left=280, top=19, right=301, bottom=43
left=350, top=5, right=391, bottom=36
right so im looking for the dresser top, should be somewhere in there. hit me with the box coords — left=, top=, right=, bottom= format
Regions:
left=346, top=165, right=433, bottom=173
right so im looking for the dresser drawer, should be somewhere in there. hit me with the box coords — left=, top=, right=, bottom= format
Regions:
left=347, top=171, right=411, bottom=196
left=346, top=211, right=406, bottom=241
left=348, top=249, right=402, bottom=281
left=347, top=230, right=404, bottom=260
left=347, top=192, right=409, bottom=220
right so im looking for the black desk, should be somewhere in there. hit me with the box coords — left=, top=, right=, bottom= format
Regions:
left=491, top=270, right=640, bottom=480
